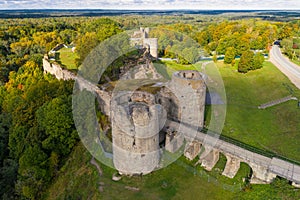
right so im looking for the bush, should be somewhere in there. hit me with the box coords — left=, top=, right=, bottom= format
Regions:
left=238, top=50, right=264, bottom=73
left=238, top=50, right=254, bottom=73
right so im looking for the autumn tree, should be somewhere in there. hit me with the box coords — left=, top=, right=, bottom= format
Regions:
left=224, top=47, right=236, bottom=64
left=281, top=38, right=294, bottom=59
left=238, top=50, right=264, bottom=73
left=252, top=53, right=265, bottom=70
left=238, top=50, right=254, bottom=73
left=75, top=18, right=122, bottom=66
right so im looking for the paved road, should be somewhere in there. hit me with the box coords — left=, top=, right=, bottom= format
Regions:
left=270, top=45, right=300, bottom=89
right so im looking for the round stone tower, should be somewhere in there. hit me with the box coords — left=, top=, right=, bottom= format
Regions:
left=111, top=91, right=164, bottom=175
left=143, top=38, right=158, bottom=58
left=169, top=70, right=206, bottom=131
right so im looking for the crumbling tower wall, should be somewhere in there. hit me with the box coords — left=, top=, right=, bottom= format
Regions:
left=130, top=27, right=158, bottom=59
left=111, top=91, right=165, bottom=175
left=143, top=38, right=158, bottom=58
left=162, top=70, right=206, bottom=152
left=170, top=70, right=206, bottom=131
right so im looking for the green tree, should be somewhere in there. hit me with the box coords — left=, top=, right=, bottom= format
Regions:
left=281, top=38, right=293, bottom=59
left=182, top=47, right=199, bottom=64
left=74, top=32, right=98, bottom=67
left=238, top=50, right=254, bottom=73
left=196, top=30, right=210, bottom=46
left=252, top=52, right=264, bottom=70
left=18, top=145, right=49, bottom=199
left=224, top=47, right=236, bottom=64
left=0, top=159, right=18, bottom=199
left=75, top=18, right=123, bottom=67
left=59, top=29, right=78, bottom=44
left=36, top=95, right=78, bottom=156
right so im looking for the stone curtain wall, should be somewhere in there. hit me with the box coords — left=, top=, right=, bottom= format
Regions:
left=43, top=55, right=111, bottom=116
left=42, top=55, right=76, bottom=80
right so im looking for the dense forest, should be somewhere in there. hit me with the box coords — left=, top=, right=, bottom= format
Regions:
left=0, top=14, right=299, bottom=199
left=0, top=17, right=124, bottom=199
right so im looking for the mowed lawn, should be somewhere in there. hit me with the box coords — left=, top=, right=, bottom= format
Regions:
left=209, top=61, right=300, bottom=162
left=58, top=47, right=78, bottom=70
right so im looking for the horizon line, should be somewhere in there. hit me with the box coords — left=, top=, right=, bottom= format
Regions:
left=0, top=8, right=300, bottom=11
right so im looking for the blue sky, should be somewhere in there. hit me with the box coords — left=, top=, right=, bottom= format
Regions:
left=0, top=0, right=299, bottom=10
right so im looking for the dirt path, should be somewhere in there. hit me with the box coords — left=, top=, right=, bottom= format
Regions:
left=90, top=157, right=103, bottom=176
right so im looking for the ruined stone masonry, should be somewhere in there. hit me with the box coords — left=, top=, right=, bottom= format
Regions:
left=111, top=91, right=165, bottom=175
left=43, top=28, right=300, bottom=186
left=43, top=53, right=300, bottom=186
left=131, top=27, right=158, bottom=58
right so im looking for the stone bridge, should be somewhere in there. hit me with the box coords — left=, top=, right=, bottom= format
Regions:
left=43, top=56, right=300, bottom=187
left=167, top=119, right=300, bottom=186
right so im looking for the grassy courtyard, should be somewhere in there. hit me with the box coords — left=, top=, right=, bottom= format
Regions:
left=57, top=47, right=78, bottom=70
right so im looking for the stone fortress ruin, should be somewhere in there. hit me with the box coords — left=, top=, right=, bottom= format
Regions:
left=43, top=27, right=300, bottom=187
left=111, top=91, right=164, bottom=175
left=111, top=70, right=206, bottom=175
left=130, top=27, right=158, bottom=58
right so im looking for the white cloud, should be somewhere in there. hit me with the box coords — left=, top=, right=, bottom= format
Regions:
left=0, top=0, right=299, bottom=10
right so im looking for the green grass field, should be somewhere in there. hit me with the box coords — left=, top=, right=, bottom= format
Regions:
left=57, top=47, right=78, bottom=70
left=212, top=61, right=300, bottom=161
left=156, top=60, right=300, bottom=162
left=44, top=143, right=300, bottom=199
left=153, top=60, right=199, bottom=79
left=44, top=143, right=238, bottom=199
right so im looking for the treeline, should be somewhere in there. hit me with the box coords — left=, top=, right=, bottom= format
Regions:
left=0, top=17, right=124, bottom=199
left=149, top=23, right=201, bottom=64
left=196, top=20, right=277, bottom=54
left=0, top=64, right=77, bottom=199
left=145, top=20, right=300, bottom=73
left=195, top=20, right=300, bottom=72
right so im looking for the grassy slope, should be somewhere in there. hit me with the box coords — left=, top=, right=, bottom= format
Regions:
left=158, top=60, right=300, bottom=161
left=45, top=143, right=300, bottom=199
left=212, top=61, right=300, bottom=161
left=43, top=143, right=102, bottom=200
left=292, top=59, right=300, bottom=66
left=44, top=143, right=239, bottom=200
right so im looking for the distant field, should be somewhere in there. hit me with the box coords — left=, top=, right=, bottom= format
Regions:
left=153, top=60, right=201, bottom=79
left=57, top=47, right=78, bottom=70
